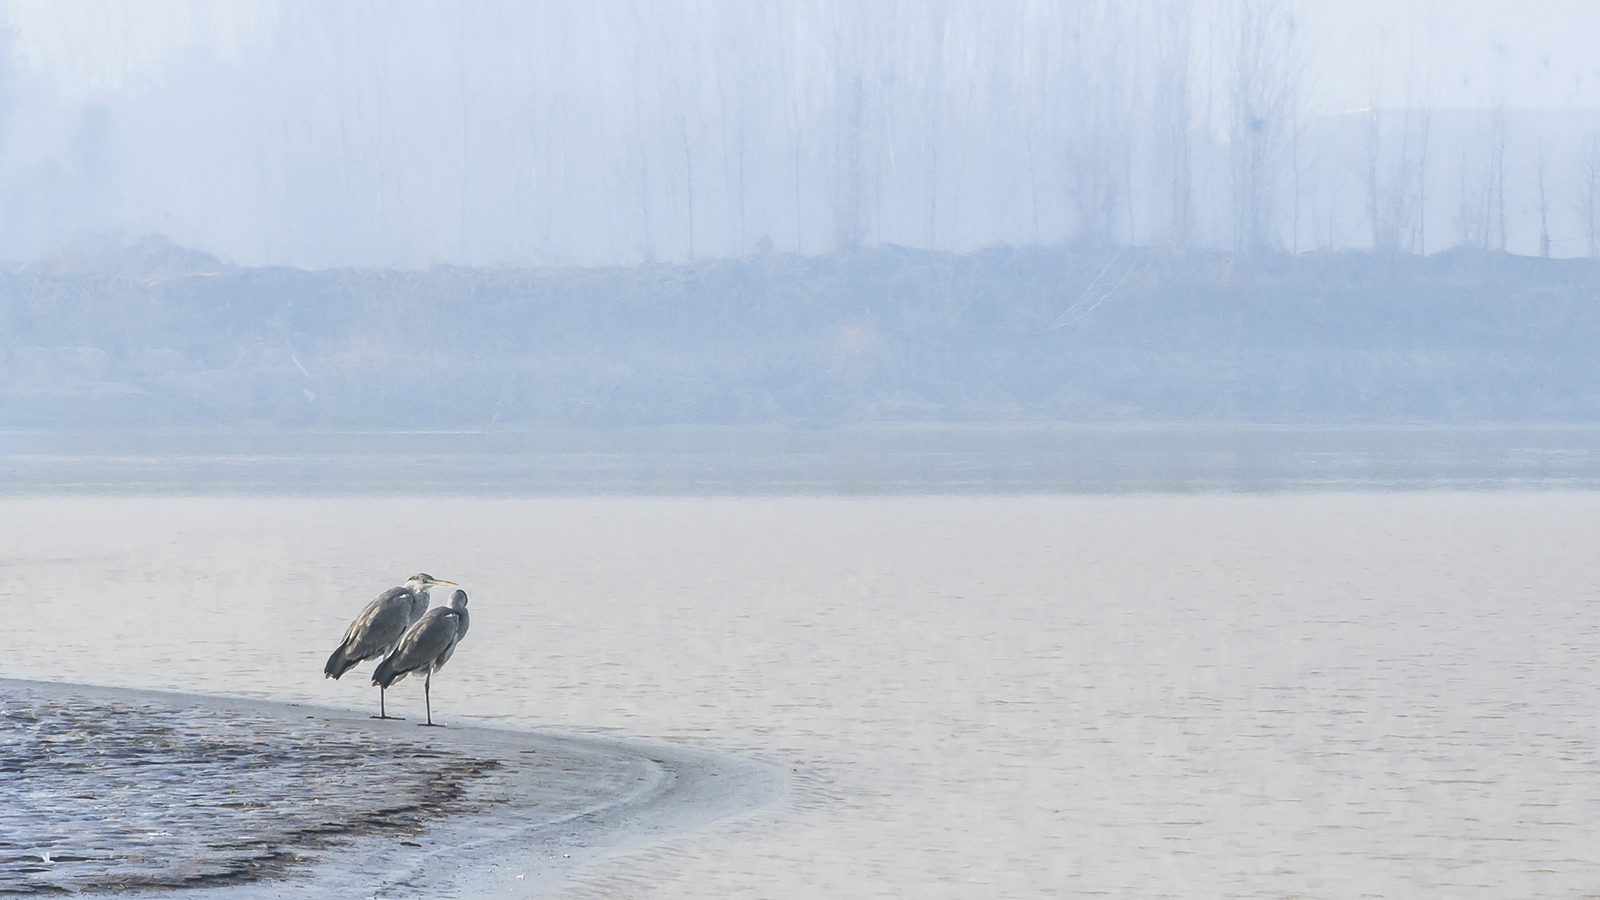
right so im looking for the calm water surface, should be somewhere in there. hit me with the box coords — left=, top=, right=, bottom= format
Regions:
left=2, top=493, right=1598, bottom=898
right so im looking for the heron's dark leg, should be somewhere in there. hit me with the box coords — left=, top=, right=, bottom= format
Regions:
left=420, top=670, right=442, bottom=727
left=372, top=686, right=404, bottom=720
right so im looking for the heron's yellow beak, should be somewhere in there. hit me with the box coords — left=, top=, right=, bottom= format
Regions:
left=430, top=579, right=459, bottom=587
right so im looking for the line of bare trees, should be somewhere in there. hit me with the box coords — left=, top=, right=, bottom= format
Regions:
left=3, top=0, right=1598, bottom=267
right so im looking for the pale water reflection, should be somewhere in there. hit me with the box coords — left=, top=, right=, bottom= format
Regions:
left=2, top=494, right=1597, bottom=898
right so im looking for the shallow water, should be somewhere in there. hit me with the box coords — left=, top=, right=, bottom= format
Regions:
left=3, top=493, right=1599, bottom=898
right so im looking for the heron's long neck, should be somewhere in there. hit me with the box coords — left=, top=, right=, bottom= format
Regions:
left=407, top=584, right=433, bottom=614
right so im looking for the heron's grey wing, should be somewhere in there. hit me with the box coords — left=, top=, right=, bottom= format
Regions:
left=389, top=608, right=462, bottom=673
left=435, top=632, right=461, bottom=670
left=329, top=591, right=400, bottom=677
left=434, top=609, right=467, bottom=669
left=340, top=588, right=415, bottom=660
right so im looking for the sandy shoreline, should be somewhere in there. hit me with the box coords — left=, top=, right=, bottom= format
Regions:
left=1, top=678, right=781, bottom=898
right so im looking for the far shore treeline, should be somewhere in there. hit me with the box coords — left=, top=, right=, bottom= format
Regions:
left=3, top=238, right=1598, bottom=429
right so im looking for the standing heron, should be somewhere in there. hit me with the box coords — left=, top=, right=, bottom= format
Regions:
left=325, top=573, right=457, bottom=719
left=372, top=589, right=471, bottom=727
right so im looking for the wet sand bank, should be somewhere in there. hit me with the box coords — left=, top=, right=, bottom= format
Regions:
left=1, top=678, right=779, bottom=898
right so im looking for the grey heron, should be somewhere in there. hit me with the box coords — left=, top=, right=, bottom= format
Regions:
left=372, top=589, right=471, bottom=727
left=325, top=573, right=457, bottom=719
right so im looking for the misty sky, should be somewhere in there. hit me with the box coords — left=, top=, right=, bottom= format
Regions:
left=3, top=0, right=1598, bottom=268
left=14, top=1, right=1600, bottom=111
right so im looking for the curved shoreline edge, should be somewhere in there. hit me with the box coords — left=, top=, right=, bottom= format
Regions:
left=1, top=677, right=784, bottom=899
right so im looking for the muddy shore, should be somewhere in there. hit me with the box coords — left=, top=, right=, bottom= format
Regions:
left=1, top=678, right=779, bottom=898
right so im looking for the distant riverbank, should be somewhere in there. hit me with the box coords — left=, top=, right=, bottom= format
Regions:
left=4, top=423, right=1600, bottom=495
left=4, top=240, right=1599, bottom=429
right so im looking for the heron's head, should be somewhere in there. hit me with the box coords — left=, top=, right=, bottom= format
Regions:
left=405, top=573, right=458, bottom=589
left=450, top=589, right=469, bottom=610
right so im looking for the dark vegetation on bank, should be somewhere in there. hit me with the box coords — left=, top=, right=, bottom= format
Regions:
left=3, top=237, right=1598, bottom=428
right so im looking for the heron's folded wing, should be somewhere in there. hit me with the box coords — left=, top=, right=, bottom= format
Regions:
left=389, top=608, right=460, bottom=670
left=341, top=587, right=414, bottom=656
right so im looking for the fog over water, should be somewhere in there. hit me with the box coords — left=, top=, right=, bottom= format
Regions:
left=5, top=4, right=1600, bottom=898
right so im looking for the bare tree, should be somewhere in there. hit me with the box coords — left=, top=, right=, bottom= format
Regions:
left=1224, top=0, right=1306, bottom=253
left=921, top=6, right=949, bottom=248
left=1486, top=44, right=1509, bottom=252
left=1362, top=43, right=1443, bottom=256
left=1288, top=62, right=1301, bottom=252
left=1537, top=135, right=1551, bottom=258
left=1153, top=0, right=1195, bottom=251
left=1063, top=0, right=1136, bottom=242
left=1529, top=55, right=1555, bottom=256
left=826, top=2, right=867, bottom=252
left=775, top=13, right=806, bottom=254
left=1487, top=105, right=1507, bottom=252
left=677, top=108, right=697, bottom=259
left=1361, top=61, right=1417, bottom=254
left=1019, top=0, right=1064, bottom=243
left=1414, top=102, right=1432, bottom=254
left=1535, top=56, right=1552, bottom=258
left=625, top=10, right=656, bottom=262
left=712, top=5, right=756, bottom=255
left=1581, top=135, right=1600, bottom=258
left=1456, top=147, right=1481, bottom=249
